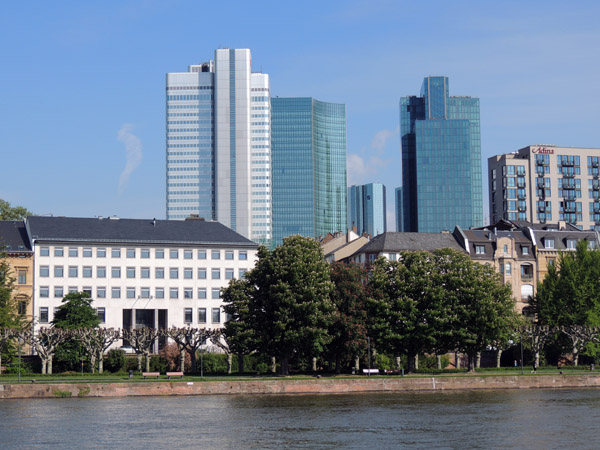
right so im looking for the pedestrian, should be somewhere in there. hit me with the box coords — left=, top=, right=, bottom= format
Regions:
left=514, top=360, right=517, bottom=368
left=533, top=361, right=537, bottom=374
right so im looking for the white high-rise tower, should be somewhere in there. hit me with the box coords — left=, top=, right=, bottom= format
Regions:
left=166, top=49, right=271, bottom=245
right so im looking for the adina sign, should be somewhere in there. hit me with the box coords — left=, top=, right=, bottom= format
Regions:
left=532, top=147, right=554, bottom=154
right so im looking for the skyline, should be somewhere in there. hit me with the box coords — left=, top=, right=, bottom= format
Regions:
left=2, top=1, right=600, bottom=231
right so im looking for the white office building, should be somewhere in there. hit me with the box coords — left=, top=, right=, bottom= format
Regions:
left=27, top=216, right=258, bottom=344
left=166, top=48, right=272, bottom=246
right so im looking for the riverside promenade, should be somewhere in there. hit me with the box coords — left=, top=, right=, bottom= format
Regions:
left=2, top=374, right=600, bottom=399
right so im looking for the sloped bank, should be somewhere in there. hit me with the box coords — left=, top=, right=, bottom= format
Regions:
left=2, top=374, right=600, bottom=399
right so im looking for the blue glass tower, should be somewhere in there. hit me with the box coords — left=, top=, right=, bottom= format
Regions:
left=348, top=183, right=387, bottom=237
left=400, top=76, right=483, bottom=232
left=271, top=97, right=347, bottom=246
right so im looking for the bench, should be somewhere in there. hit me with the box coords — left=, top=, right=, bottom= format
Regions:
left=384, top=369, right=403, bottom=375
left=142, top=372, right=160, bottom=379
left=167, top=371, right=184, bottom=379
left=362, top=369, right=379, bottom=375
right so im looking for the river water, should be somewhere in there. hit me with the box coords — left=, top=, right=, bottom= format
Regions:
left=1, top=389, right=599, bottom=449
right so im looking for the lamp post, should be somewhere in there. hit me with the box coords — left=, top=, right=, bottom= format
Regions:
left=520, top=333, right=524, bottom=375
left=17, top=335, right=21, bottom=384
left=367, top=336, right=371, bottom=377
left=200, top=331, right=204, bottom=378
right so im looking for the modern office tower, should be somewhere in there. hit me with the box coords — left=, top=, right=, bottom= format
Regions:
left=395, top=187, right=403, bottom=232
left=166, top=49, right=272, bottom=245
left=400, top=76, right=483, bottom=232
left=271, top=97, right=347, bottom=246
left=348, top=183, right=387, bottom=237
left=488, top=145, right=600, bottom=230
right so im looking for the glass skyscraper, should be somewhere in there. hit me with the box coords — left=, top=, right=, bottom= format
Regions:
left=348, top=183, right=387, bottom=237
left=271, top=98, right=347, bottom=246
left=166, top=49, right=272, bottom=245
left=400, top=76, right=483, bottom=232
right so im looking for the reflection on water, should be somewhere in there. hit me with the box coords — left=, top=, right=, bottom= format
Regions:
left=2, top=389, right=600, bottom=449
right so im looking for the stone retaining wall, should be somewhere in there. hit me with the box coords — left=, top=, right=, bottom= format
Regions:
left=2, top=375, right=600, bottom=399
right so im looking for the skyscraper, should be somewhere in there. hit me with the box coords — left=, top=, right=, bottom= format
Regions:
left=166, top=49, right=272, bottom=245
left=271, top=97, right=347, bottom=246
left=395, top=187, right=403, bottom=232
left=400, top=76, right=483, bottom=232
left=348, top=183, right=387, bottom=237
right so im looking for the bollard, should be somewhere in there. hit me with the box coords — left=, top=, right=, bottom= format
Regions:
left=591, top=364, right=595, bottom=372
left=401, top=368, right=405, bottom=376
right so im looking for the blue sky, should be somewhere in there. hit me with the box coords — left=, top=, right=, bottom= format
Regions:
left=1, top=0, right=599, bottom=230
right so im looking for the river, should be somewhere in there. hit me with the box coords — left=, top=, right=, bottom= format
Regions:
left=1, top=389, right=599, bottom=449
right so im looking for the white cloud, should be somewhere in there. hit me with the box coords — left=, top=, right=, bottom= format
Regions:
left=117, top=124, right=143, bottom=194
left=370, top=127, right=398, bottom=153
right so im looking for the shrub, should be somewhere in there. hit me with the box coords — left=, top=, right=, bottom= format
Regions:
left=197, top=353, right=228, bottom=374
left=104, top=349, right=126, bottom=373
left=159, top=343, right=191, bottom=372
left=150, top=355, right=167, bottom=373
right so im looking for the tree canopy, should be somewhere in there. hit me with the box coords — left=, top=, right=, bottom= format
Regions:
left=53, top=291, right=100, bottom=329
left=222, top=235, right=335, bottom=375
left=0, top=199, right=32, bottom=221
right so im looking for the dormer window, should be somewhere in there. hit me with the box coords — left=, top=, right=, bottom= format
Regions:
left=566, top=239, right=577, bottom=250
left=545, top=238, right=555, bottom=249
left=522, top=246, right=529, bottom=255
left=475, top=245, right=485, bottom=255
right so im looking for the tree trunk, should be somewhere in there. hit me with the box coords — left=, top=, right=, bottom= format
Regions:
left=98, top=353, right=104, bottom=374
left=90, top=355, right=96, bottom=374
left=476, top=352, right=481, bottom=369
left=496, top=350, right=502, bottom=368
left=237, top=352, right=244, bottom=374
left=414, top=354, right=419, bottom=371
left=191, top=349, right=197, bottom=374
left=312, top=357, right=317, bottom=372
left=455, top=352, right=460, bottom=369
left=41, top=358, right=47, bottom=375
left=180, top=349, right=185, bottom=373
left=395, top=356, right=401, bottom=370
left=137, top=354, right=142, bottom=372
left=280, top=356, right=289, bottom=376
left=145, top=353, right=151, bottom=372
left=354, top=356, right=360, bottom=373
left=437, top=355, right=442, bottom=370
left=407, top=352, right=416, bottom=373
left=271, top=356, right=277, bottom=374
left=534, top=351, right=540, bottom=368
left=227, top=353, right=233, bottom=374
left=573, top=347, right=579, bottom=367
left=48, top=355, right=53, bottom=375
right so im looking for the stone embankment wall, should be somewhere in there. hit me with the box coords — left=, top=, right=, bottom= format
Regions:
left=2, top=375, right=600, bottom=400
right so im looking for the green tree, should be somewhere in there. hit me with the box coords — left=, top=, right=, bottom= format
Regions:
left=367, top=254, right=446, bottom=372
left=222, top=278, right=257, bottom=373
left=52, top=291, right=100, bottom=372
left=223, top=236, right=335, bottom=375
left=0, top=199, right=32, bottom=221
left=535, top=240, right=600, bottom=363
left=327, top=262, right=369, bottom=373
left=437, top=249, right=518, bottom=370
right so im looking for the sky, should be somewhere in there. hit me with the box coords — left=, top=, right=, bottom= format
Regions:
left=1, top=0, right=600, bottom=230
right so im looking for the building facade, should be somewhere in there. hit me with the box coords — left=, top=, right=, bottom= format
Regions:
left=348, top=183, right=386, bottom=237
left=488, top=145, right=600, bottom=230
left=271, top=97, right=347, bottom=246
left=0, top=221, right=34, bottom=322
left=400, top=76, right=483, bottom=232
left=166, top=48, right=272, bottom=245
left=26, top=216, right=258, bottom=344
left=395, top=187, right=403, bottom=232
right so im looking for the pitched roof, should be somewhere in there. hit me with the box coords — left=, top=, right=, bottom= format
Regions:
left=26, top=216, right=258, bottom=247
left=357, top=232, right=464, bottom=253
left=0, top=220, right=32, bottom=252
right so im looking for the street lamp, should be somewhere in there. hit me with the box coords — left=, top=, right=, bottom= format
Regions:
left=17, top=335, right=21, bottom=384
left=367, top=336, right=371, bottom=377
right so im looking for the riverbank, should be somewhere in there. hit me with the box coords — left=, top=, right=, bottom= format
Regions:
left=2, top=373, right=600, bottom=399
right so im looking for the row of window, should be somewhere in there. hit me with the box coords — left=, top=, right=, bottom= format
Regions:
left=39, top=286, right=224, bottom=300
left=39, top=266, right=247, bottom=280
left=38, top=306, right=221, bottom=325
left=39, top=247, right=248, bottom=261
left=474, top=245, right=529, bottom=256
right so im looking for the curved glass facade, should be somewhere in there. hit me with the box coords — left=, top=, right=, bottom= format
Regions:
left=271, top=98, right=347, bottom=246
